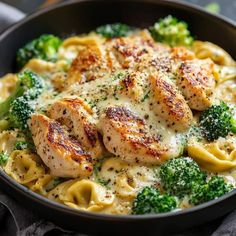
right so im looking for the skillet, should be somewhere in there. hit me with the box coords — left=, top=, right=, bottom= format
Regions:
left=0, top=0, right=236, bottom=234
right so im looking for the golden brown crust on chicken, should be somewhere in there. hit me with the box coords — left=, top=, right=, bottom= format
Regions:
left=170, top=46, right=195, bottom=61
left=29, top=114, right=93, bottom=178
left=100, top=106, right=174, bottom=165
left=149, top=74, right=193, bottom=131
left=47, top=98, right=105, bottom=159
left=67, top=39, right=110, bottom=86
left=177, top=59, right=216, bottom=110
left=118, top=72, right=144, bottom=102
left=110, top=36, right=152, bottom=70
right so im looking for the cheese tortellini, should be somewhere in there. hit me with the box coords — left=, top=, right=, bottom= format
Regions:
left=99, top=157, right=157, bottom=199
left=188, top=137, right=236, bottom=172
left=192, top=41, right=236, bottom=66
left=48, top=179, right=115, bottom=213
left=4, top=150, right=45, bottom=185
left=0, top=74, right=18, bottom=101
left=0, top=131, right=19, bottom=155
left=30, top=174, right=55, bottom=196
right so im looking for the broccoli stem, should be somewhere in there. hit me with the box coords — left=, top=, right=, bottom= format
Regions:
left=0, top=81, right=24, bottom=119
left=0, top=152, right=9, bottom=166
left=231, top=118, right=236, bottom=133
left=0, top=119, right=10, bottom=131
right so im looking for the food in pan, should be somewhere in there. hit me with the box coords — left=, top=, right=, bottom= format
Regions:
left=0, top=15, right=236, bottom=215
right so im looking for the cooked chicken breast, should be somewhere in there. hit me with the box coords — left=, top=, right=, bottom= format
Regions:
left=177, top=59, right=216, bottom=110
left=117, top=72, right=145, bottom=102
left=100, top=106, right=177, bottom=165
left=47, top=98, right=105, bottom=159
left=29, top=114, right=93, bottom=178
left=149, top=73, right=193, bottom=131
left=170, top=46, right=195, bottom=61
left=110, top=37, right=151, bottom=70
left=67, top=39, right=109, bottom=85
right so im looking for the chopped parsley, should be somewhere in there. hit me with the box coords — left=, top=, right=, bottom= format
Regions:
left=141, top=91, right=150, bottom=102
left=0, top=152, right=9, bottom=165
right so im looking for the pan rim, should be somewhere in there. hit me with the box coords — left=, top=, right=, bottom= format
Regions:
left=0, top=0, right=236, bottom=222
left=0, top=0, right=235, bottom=40
left=1, top=167, right=236, bottom=221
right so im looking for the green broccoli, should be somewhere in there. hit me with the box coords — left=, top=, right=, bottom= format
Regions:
left=159, top=157, right=206, bottom=197
left=0, top=70, right=44, bottom=120
left=0, top=78, right=27, bottom=119
left=17, top=34, right=62, bottom=68
left=96, top=23, right=131, bottom=38
left=132, top=186, right=177, bottom=215
left=199, top=102, right=236, bottom=141
left=149, top=15, right=193, bottom=47
left=0, top=152, right=9, bottom=165
left=0, top=71, right=44, bottom=130
left=9, top=97, right=34, bottom=130
left=190, top=176, right=233, bottom=205
left=14, top=141, right=35, bottom=150
left=18, top=70, right=44, bottom=95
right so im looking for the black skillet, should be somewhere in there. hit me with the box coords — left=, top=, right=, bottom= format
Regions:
left=0, top=0, right=236, bottom=234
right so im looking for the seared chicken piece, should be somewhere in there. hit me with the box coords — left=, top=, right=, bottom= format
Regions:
left=100, top=106, right=175, bottom=165
left=110, top=36, right=151, bottom=69
left=177, top=59, right=216, bottom=110
left=149, top=46, right=194, bottom=75
left=149, top=74, right=193, bottom=131
left=29, top=114, right=93, bottom=178
left=170, top=46, right=195, bottom=61
left=47, top=98, right=104, bottom=159
left=67, top=39, right=109, bottom=86
left=118, top=72, right=144, bottom=102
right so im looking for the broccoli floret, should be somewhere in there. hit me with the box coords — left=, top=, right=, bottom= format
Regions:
left=9, top=96, right=34, bottom=130
left=14, top=141, right=35, bottom=150
left=160, top=157, right=206, bottom=197
left=0, top=83, right=23, bottom=119
left=17, top=34, right=62, bottom=68
left=0, top=152, right=9, bottom=165
left=190, top=176, right=233, bottom=205
left=132, top=186, right=177, bottom=215
left=96, top=23, right=131, bottom=38
left=199, top=102, right=236, bottom=141
left=149, top=15, right=193, bottom=47
left=0, top=119, right=10, bottom=131
left=18, top=70, right=44, bottom=94
left=0, top=71, right=44, bottom=130
left=0, top=71, right=44, bottom=120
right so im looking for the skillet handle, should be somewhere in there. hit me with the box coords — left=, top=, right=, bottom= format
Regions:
left=0, top=2, right=25, bottom=34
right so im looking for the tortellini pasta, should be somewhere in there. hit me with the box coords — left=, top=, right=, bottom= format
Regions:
left=30, top=174, right=55, bottom=196
left=187, top=137, right=236, bottom=172
left=58, top=35, right=103, bottom=61
left=192, top=41, right=236, bottom=66
left=4, top=150, right=45, bottom=185
left=0, top=130, right=19, bottom=155
left=23, top=58, right=70, bottom=77
left=215, top=80, right=236, bottom=104
left=0, top=74, right=18, bottom=101
left=48, top=179, right=115, bottom=213
left=214, top=65, right=236, bottom=84
left=99, top=158, right=157, bottom=199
